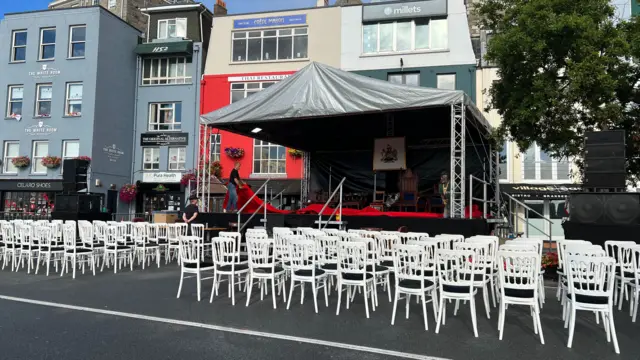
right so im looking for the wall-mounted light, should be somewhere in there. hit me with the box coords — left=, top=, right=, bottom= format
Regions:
left=110, top=184, right=117, bottom=190
left=95, top=179, right=102, bottom=187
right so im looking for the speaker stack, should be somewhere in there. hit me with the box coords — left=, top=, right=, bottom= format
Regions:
left=584, top=130, right=626, bottom=189
left=569, top=192, right=640, bottom=225
left=54, top=159, right=101, bottom=218
left=62, top=159, right=89, bottom=193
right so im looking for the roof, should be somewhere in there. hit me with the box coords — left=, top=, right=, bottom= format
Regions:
left=201, top=62, right=490, bottom=129
left=140, top=2, right=213, bottom=16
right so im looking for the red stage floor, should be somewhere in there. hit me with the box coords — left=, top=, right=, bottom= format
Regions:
left=223, top=186, right=483, bottom=219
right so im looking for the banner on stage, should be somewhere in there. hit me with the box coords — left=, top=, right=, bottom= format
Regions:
left=373, top=137, right=406, bottom=171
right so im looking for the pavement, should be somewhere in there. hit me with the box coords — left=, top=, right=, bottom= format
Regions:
left=0, top=264, right=637, bottom=360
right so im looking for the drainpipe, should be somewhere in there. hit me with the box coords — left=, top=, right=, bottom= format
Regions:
left=143, top=11, right=151, bottom=41
left=199, top=7, right=206, bottom=45
left=193, top=44, right=201, bottom=182
left=130, top=55, right=141, bottom=212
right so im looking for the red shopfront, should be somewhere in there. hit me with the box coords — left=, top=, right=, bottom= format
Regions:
left=200, top=71, right=303, bottom=209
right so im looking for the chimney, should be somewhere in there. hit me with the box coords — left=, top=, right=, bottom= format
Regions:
left=214, top=0, right=227, bottom=15
left=316, top=0, right=329, bottom=6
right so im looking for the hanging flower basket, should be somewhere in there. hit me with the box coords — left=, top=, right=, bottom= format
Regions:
left=181, top=170, right=196, bottom=186
left=11, top=156, right=30, bottom=169
left=41, top=156, right=62, bottom=169
left=288, top=149, right=303, bottom=158
left=224, top=147, right=245, bottom=159
left=75, top=156, right=92, bottom=163
left=210, top=161, right=223, bottom=178
left=119, top=184, right=137, bottom=203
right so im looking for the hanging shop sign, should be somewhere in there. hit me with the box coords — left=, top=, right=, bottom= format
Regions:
left=25, top=121, right=57, bottom=136
left=102, top=144, right=124, bottom=163
left=0, top=180, right=63, bottom=192
left=233, top=14, right=307, bottom=29
left=142, top=172, right=181, bottom=184
left=362, top=0, right=447, bottom=22
left=140, top=132, right=189, bottom=146
left=500, top=183, right=582, bottom=199
left=227, top=74, right=292, bottom=82
left=28, top=64, right=61, bottom=79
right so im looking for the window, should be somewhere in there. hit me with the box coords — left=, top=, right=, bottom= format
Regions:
left=498, top=141, right=508, bottom=181
left=3, top=142, right=19, bottom=173
left=63, top=140, right=80, bottom=159
left=141, top=57, right=192, bottom=85
left=32, top=141, right=49, bottom=174
left=39, top=28, right=56, bottom=60
left=253, top=140, right=286, bottom=175
left=10, top=30, right=27, bottom=62
left=108, top=0, right=117, bottom=9
left=168, top=147, right=186, bottom=170
left=210, top=133, right=221, bottom=161
left=522, top=144, right=571, bottom=181
left=232, top=27, right=308, bottom=62
left=158, top=18, right=187, bottom=39
left=388, top=73, right=420, bottom=87
left=143, top=148, right=160, bottom=170
left=64, top=82, right=83, bottom=116
left=148, top=102, right=181, bottom=131
left=363, top=19, right=447, bottom=54
left=35, top=83, right=53, bottom=117
left=69, top=25, right=86, bottom=58
left=6, top=85, right=23, bottom=118
left=437, top=74, right=456, bottom=90
left=230, top=82, right=276, bottom=103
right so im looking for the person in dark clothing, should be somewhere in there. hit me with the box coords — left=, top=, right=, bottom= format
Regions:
left=183, top=195, right=199, bottom=235
left=439, top=172, right=450, bottom=218
left=225, top=162, right=243, bottom=213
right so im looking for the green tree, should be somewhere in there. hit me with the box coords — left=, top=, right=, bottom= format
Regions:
left=474, top=0, right=640, bottom=183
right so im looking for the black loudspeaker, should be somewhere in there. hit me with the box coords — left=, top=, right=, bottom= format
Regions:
left=62, top=159, right=89, bottom=192
left=569, top=193, right=640, bottom=225
left=584, top=130, right=626, bottom=188
left=55, top=194, right=101, bottom=214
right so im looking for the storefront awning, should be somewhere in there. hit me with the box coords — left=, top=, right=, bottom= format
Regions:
left=500, top=183, right=581, bottom=200
left=135, top=40, right=193, bottom=55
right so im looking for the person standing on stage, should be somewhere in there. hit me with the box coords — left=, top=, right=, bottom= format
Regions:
left=225, top=162, right=243, bottom=213
left=439, top=172, right=450, bottom=218
left=183, top=195, right=199, bottom=235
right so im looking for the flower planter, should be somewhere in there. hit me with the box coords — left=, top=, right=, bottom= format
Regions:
left=11, top=156, right=31, bottom=169
left=119, top=184, right=137, bottom=203
left=42, top=156, right=62, bottom=169
left=224, top=147, right=245, bottom=159
left=288, top=149, right=303, bottom=158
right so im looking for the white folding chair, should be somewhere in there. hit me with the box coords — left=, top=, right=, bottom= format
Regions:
left=287, top=237, right=328, bottom=313
left=245, top=237, right=287, bottom=308
left=177, top=236, right=215, bottom=301
left=336, top=240, right=375, bottom=318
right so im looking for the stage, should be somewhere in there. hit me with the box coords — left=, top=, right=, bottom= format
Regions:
left=197, top=212, right=490, bottom=238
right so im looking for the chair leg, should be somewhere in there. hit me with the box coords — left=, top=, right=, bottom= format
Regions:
left=567, top=304, right=577, bottom=348
left=177, top=269, right=184, bottom=298
left=421, top=292, right=429, bottom=331
left=246, top=274, right=253, bottom=307
left=197, top=272, right=202, bottom=302
left=534, top=302, right=545, bottom=344
left=633, top=290, right=639, bottom=322
left=386, top=274, right=392, bottom=302
left=312, top=280, right=319, bottom=314
left=435, top=295, right=445, bottom=334
left=286, top=278, right=295, bottom=310
left=323, top=278, right=329, bottom=307
left=482, top=284, right=491, bottom=319
left=391, top=287, right=399, bottom=325
left=608, top=307, right=620, bottom=354
left=271, top=277, right=277, bottom=309
left=336, top=281, right=343, bottom=315
left=363, top=283, right=370, bottom=318
left=470, top=296, right=479, bottom=338
left=498, top=300, right=506, bottom=340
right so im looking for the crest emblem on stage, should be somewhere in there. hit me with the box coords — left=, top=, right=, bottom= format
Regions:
left=380, top=144, right=398, bottom=163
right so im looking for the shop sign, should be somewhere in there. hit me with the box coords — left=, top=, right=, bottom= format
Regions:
left=0, top=180, right=63, bottom=191
left=140, top=132, right=189, bottom=146
left=142, top=172, right=181, bottom=183
left=362, top=0, right=447, bottom=22
left=501, top=183, right=581, bottom=199
left=28, top=64, right=61, bottom=79
left=25, top=121, right=57, bottom=136
left=227, top=75, right=291, bottom=82
left=103, top=144, right=124, bottom=163
left=234, top=14, right=307, bottom=29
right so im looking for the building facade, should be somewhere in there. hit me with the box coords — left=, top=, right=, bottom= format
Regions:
left=341, top=0, right=477, bottom=99
left=131, top=2, right=215, bottom=215
left=48, top=0, right=169, bottom=32
left=0, top=6, right=140, bottom=216
left=201, top=4, right=342, bottom=210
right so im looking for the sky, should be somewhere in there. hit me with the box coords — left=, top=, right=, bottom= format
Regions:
left=0, top=0, right=357, bottom=19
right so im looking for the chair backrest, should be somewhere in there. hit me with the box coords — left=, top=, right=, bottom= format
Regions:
left=211, top=236, right=238, bottom=268
left=246, top=231, right=268, bottom=241
left=604, top=240, right=631, bottom=263
left=436, top=248, right=476, bottom=292
left=294, top=227, right=314, bottom=235
left=375, top=233, right=400, bottom=261
left=316, top=235, right=339, bottom=265
left=322, top=228, right=341, bottom=236
left=616, top=243, right=638, bottom=274
left=247, top=228, right=267, bottom=235
left=37, top=226, right=53, bottom=248
left=19, top=225, right=33, bottom=246
left=564, top=244, right=606, bottom=258
left=1, top=225, right=14, bottom=245
left=455, top=241, right=491, bottom=274
left=273, top=230, right=294, bottom=260
left=288, top=237, right=316, bottom=271
left=351, top=236, right=377, bottom=264
left=62, top=223, right=76, bottom=250
left=467, top=235, right=499, bottom=262
left=558, top=239, right=591, bottom=269
left=167, top=224, right=183, bottom=243
left=179, top=236, right=203, bottom=265
left=393, top=244, right=427, bottom=283
left=246, top=237, right=275, bottom=270
left=497, top=250, right=540, bottom=293
left=105, top=225, right=120, bottom=247
left=219, top=231, right=241, bottom=250
left=566, top=255, right=616, bottom=300
left=500, top=243, right=538, bottom=253
left=337, top=240, right=367, bottom=277
left=303, top=229, right=325, bottom=241
left=133, top=223, right=147, bottom=244
left=156, top=223, right=168, bottom=239
left=190, top=223, right=204, bottom=239
left=78, top=222, right=94, bottom=246
left=401, top=232, right=428, bottom=243
left=147, top=223, right=159, bottom=243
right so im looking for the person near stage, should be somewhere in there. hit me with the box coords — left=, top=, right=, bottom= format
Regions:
left=183, top=195, right=199, bottom=235
left=439, top=172, right=450, bottom=218
left=225, top=162, right=243, bottom=213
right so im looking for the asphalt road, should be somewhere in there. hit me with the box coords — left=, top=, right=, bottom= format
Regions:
left=0, top=265, right=637, bottom=360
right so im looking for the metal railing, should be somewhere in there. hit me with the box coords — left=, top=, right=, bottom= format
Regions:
left=111, top=213, right=153, bottom=222
left=237, top=179, right=270, bottom=232
left=468, top=175, right=497, bottom=219
left=0, top=212, right=51, bottom=221
left=316, top=177, right=346, bottom=230
left=502, top=192, right=554, bottom=245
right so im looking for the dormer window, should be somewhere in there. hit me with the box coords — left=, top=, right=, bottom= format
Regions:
left=158, top=18, right=187, bottom=39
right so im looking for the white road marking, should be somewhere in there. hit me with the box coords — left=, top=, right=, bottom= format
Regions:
left=0, top=294, right=449, bottom=360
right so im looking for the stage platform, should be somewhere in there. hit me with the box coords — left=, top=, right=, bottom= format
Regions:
left=197, top=212, right=490, bottom=238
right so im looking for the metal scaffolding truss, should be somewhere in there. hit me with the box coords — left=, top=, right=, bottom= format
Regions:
left=301, top=151, right=311, bottom=204
left=197, top=125, right=210, bottom=212
left=449, top=102, right=466, bottom=218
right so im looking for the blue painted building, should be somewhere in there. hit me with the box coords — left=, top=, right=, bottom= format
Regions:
left=0, top=6, right=140, bottom=215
